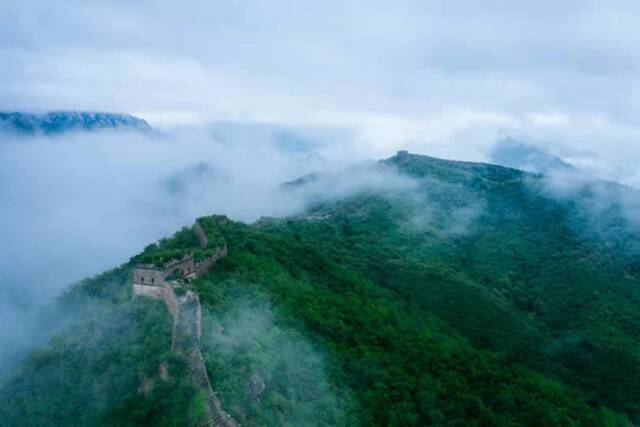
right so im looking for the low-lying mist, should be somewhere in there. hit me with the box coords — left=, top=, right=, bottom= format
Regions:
left=489, top=135, right=640, bottom=249
left=201, top=298, right=358, bottom=425
left=0, top=126, right=318, bottom=373
left=4, top=121, right=639, bottom=382
left=0, top=123, right=416, bottom=377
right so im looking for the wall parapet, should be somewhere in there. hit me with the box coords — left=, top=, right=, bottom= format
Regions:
left=131, top=219, right=236, bottom=427
left=195, top=245, right=228, bottom=278
left=132, top=283, right=179, bottom=320
left=194, top=220, right=208, bottom=249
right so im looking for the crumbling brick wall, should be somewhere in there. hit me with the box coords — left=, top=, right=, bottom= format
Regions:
left=195, top=246, right=228, bottom=277
left=132, top=282, right=179, bottom=320
left=133, top=266, right=167, bottom=286
left=194, top=220, right=208, bottom=249
left=163, top=256, right=196, bottom=277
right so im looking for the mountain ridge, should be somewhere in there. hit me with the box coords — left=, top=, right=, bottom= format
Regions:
left=0, top=111, right=152, bottom=135
left=1, top=151, right=638, bottom=425
left=490, top=136, right=575, bottom=173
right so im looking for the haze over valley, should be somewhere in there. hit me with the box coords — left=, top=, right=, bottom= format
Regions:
left=1, top=2, right=640, bottom=426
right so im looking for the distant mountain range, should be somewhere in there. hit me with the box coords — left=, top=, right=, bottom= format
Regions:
left=490, top=136, right=574, bottom=174
left=0, top=111, right=152, bottom=135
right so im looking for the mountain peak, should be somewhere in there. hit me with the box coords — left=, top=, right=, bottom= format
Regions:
left=0, top=111, right=152, bottom=135
left=490, top=136, right=573, bottom=174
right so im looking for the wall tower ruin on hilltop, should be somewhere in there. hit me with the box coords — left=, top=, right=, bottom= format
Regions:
left=132, top=218, right=225, bottom=291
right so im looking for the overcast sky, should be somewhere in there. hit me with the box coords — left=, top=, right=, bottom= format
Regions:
left=1, top=0, right=639, bottom=181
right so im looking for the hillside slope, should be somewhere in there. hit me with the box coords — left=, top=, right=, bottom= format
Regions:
left=1, top=152, right=638, bottom=426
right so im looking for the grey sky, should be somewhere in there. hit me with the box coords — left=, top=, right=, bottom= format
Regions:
left=1, top=0, right=639, bottom=182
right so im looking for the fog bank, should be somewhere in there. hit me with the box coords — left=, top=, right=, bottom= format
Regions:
left=0, top=123, right=415, bottom=375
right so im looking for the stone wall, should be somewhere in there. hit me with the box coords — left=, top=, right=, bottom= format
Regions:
left=133, top=283, right=236, bottom=426
left=132, top=246, right=225, bottom=288
left=132, top=283, right=179, bottom=320
left=164, top=256, right=196, bottom=277
left=134, top=255, right=196, bottom=287
left=194, top=220, right=208, bottom=249
left=173, top=291, right=237, bottom=427
left=133, top=267, right=167, bottom=286
left=195, top=246, right=228, bottom=277
left=131, top=220, right=236, bottom=426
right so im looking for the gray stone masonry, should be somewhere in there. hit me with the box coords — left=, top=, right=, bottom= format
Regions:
left=132, top=219, right=236, bottom=427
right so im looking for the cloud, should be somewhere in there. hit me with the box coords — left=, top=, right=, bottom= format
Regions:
left=201, top=298, right=357, bottom=425
left=540, top=167, right=640, bottom=230
left=282, top=161, right=419, bottom=209
left=0, top=126, right=320, bottom=293
left=2, top=0, right=640, bottom=381
left=0, top=124, right=415, bottom=376
left=1, top=0, right=639, bottom=169
left=0, top=130, right=269, bottom=370
left=397, top=177, right=486, bottom=238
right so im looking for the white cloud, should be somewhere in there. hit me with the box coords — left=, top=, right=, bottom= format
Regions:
left=1, top=1, right=639, bottom=181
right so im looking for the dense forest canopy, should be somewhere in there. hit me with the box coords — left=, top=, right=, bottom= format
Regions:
left=1, top=152, right=639, bottom=426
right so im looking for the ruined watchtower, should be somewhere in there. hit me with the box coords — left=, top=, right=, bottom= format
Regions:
left=131, top=217, right=237, bottom=427
left=132, top=255, right=196, bottom=287
left=132, top=218, right=226, bottom=290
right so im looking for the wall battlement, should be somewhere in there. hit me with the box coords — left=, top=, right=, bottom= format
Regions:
left=194, top=220, right=209, bottom=249
left=131, top=219, right=236, bottom=427
left=195, top=246, right=227, bottom=278
left=132, top=282, right=179, bottom=320
left=133, top=254, right=197, bottom=287
left=133, top=219, right=227, bottom=287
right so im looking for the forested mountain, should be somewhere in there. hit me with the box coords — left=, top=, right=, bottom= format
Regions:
left=0, top=111, right=151, bottom=135
left=1, top=151, right=638, bottom=426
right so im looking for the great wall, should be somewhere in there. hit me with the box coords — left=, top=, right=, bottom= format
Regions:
left=132, top=219, right=237, bottom=427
